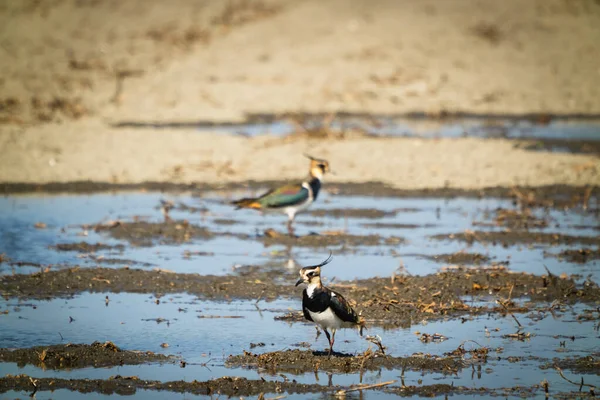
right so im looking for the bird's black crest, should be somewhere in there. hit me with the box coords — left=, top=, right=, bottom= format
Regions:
left=301, top=251, right=333, bottom=271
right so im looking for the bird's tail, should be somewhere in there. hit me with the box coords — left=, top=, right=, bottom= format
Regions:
left=231, top=197, right=262, bottom=210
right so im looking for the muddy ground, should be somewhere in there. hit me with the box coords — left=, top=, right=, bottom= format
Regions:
left=0, top=374, right=324, bottom=397
left=2, top=265, right=599, bottom=326
left=1, top=183, right=597, bottom=210
left=227, top=349, right=464, bottom=374
left=0, top=342, right=173, bottom=369
left=1, top=184, right=599, bottom=398
left=52, top=242, right=125, bottom=253
left=554, top=248, right=600, bottom=264
left=0, top=373, right=550, bottom=398
left=432, top=231, right=600, bottom=247
left=425, top=252, right=492, bottom=265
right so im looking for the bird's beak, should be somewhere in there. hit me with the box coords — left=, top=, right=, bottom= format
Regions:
left=295, top=278, right=304, bottom=287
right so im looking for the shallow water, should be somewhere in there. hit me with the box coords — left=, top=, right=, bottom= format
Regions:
left=1, top=192, right=597, bottom=280
left=195, top=115, right=600, bottom=142
left=1, top=190, right=599, bottom=399
left=1, top=293, right=598, bottom=397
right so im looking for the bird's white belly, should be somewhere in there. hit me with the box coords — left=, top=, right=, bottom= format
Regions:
left=284, top=197, right=313, bottom=218
left=308, top=307, right=349, bottom=330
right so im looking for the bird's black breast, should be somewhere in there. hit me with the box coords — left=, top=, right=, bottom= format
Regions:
left=303, top=287, right=331, bottom=316
left=308, top=178, right=322, bottom=201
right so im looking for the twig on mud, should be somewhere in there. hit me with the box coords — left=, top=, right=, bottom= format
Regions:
left=358, top=348, right=374, bottom=374
left=582, top=186, right=592, bottom=211
left=365, top=335, right=386, bottom=355
left=335, top=380, right=396, bottom=397
left=507, top=283, right=515, bottom=301
left=543, top=265, right=558, bottom=287
left=92, top=277, right=111, bottom=284
left=496, top=299, right=522, bottom=328
left=258, top=394, right=287, bottom=400
left=29, top=376, right=38, bottom=396
left=255, top=289, right=265, bottom=305
left=555, top=366, right=597, bottom=391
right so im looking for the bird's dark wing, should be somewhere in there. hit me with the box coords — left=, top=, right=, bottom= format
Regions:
left=302, top=289, right=314, bottom=322
left=258, top=183, right=309, bottom=208
left=328, top=289, right=359, bottom=324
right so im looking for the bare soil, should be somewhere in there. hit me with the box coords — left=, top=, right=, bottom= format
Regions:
left=53, top=242, right=125, bottom=253
left=0, top=183, right=596, bottom=212
left=0, top=342, right=172, bottom=369
left=309, top=208, right=398, bottom=219
left=94, top=220, right=213, bottom=246
left=432, top=231, right=600, bottom=247
left=542, top=355, right=600, bottom=376
left=425, top=252, right=492, bottom=265
left=1, top=1, right=600, bottom=190
left=2, top=266, right=598, bottom=327
left=226, top=349, right=463, bottom=374
left=0, top=374, right=324, bottom=397
left=554, top=248, right=600, bottom=264
left=0, top=373, right=548, bottom=398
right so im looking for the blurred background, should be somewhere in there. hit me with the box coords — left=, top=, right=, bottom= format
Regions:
left=1, top=0, right=599, bottom=125
left=1, top=0, right=599, bottom=188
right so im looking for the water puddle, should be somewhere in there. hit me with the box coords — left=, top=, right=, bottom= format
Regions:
left=158, top=113, right=600, bottom=142
left=1, top=389, right=214, bottom=400
left=1, top=293, right=598, bottom=398
left=1, top=192, right=597, bottom=281
left=1, top=189, right=598, bottom=398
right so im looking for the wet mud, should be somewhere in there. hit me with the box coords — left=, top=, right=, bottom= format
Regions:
left=516, top=139, right=600, bottom=156
left=52, top=242, right=125, bottom=253
left=0, top=342, right=172, bottom=369
left=385, top=384, right=544, bottom=398
left=0, top=266, right=289, bottom=301
left=94, top=220, right=213, bottom=246
left=476, top=208, right=549, bottom=229
left=2, top=185, right=599, bottom=399
left=309, top=208, right=399, bottom=219
left=0, top=374, right=558, bottom=398
left=91, top=219, right=403, bottom=248
left=554, top=248, right=600, bottom=264
left=3, top=267, right=598, bottom=326
left=1, top=182, right=596, bottom=210
left=93, top=257, right=156, bottom=267
left=425, top=252, right=492, bottom=265
left=360, top=222, right=428, bottom=229
left=227, top=349, right=463, bottom=374
left=432, top=231, right=600, bottom=246
left=542, top=355, right=600, bottom=376
left=254, top=231, right=403, bottom=247
left=0, top=374, right=323, bottom=397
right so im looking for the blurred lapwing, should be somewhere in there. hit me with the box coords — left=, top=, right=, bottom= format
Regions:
left=232, top=155, right=330, bottom=236
left=295, top=253, right=364, bottom=355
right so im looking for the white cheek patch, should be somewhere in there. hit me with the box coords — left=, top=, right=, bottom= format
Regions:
left=306, top=283, right=317, bottom=298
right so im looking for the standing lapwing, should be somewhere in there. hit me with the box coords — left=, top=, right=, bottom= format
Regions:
left=232, top=155, right=330, bottom=236
left=295, top=253, right=365, bottom=355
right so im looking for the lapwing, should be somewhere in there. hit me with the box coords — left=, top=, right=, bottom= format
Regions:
left=232, top=155, right=330, bottom=236
left=295, top=253, right=365, bottom=355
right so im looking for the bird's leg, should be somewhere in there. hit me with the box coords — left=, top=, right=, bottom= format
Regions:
left=287, top=217, right=295, bottom=237
left=323, top=328, right=332, bottom=356
left=329, top=328, right=336, bottom=356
